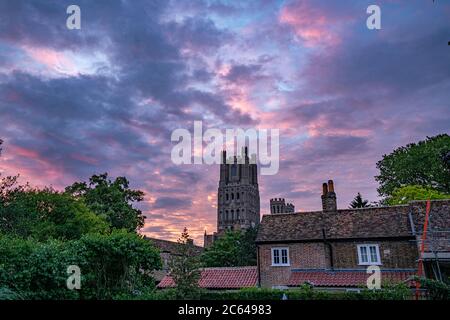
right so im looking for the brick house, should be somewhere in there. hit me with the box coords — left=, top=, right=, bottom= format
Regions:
left=256, top=180, right=450, bottom=289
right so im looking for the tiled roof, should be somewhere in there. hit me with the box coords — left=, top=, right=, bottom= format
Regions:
left=145, top=237, right=203, bottom=255
left=288, top=270, right=416, bottom=287
left=157, top=266, right=258, bottom=289
left=256, top=205, right=413, bottom=242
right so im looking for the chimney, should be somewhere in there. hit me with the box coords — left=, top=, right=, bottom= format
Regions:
left=321, top=180, right=337, bottom=212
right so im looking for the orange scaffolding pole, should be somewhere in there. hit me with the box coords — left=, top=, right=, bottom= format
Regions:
left=415, top=199, right=431, bottom=300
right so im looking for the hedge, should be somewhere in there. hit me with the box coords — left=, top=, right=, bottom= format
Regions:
left=125, top=283, right=416, bottom=300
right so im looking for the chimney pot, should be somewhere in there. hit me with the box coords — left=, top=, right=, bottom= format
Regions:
left=322, top=183, right=328, bottom=195
left=328, top=180, right=334, bottom=193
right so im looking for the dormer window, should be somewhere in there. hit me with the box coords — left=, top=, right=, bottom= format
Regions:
left=357, top=244, right=381, bottom=265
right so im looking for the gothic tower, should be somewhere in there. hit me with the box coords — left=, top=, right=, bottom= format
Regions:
left=217, top=147, right=260, bottom=232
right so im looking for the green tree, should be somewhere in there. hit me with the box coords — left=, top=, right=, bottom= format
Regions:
left=0, top=188, right=108, bottom=240
left=349, top=192, right=370, bottom=208
left=65, top=173, right=145, bottom=232
left=386, top=185, right=450, bottom=205
left=78, top=230, right=161, bottom=299
left=0, top=231, right=161, bottom=300
left=375, top=134, right=450, bottom=197
left=201, top=228, right=257, bottom=267
left=168, top=228, right=201, bottom=299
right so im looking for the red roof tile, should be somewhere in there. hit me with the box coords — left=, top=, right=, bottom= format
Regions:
left=288, top=270, right=416, bottom=288
left=157, top=266, right=258, bottom=289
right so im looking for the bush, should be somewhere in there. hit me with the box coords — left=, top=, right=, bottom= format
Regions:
left=415, top=277, right=450, bottom=300
left=0, top=287, right=20, bottom=300
left=186, top=284, right=412, bottom=300
left=0, top=231, right=161, bottom=300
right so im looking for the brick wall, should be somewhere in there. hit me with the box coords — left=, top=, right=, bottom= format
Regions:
left=331, top=240, right=417, bottom=269
left=258, top=242, right=329, bottom=287
left=258, top=239, right=418, bottom=288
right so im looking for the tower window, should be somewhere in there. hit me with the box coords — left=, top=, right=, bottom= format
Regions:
left=237, top=193, right=240, bottom=200
left=236, top=209, right=240, bottom=220
left=231, top=193, right=234, bottom=200
left=231, top=164, right=237, bottom=177
left=226, top=193, right=229, bottom=201
left=231, top=210, right=234, bottom=220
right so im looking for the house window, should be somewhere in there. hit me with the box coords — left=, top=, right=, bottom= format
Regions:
left=271, top=248, right=290, bottom=266
left=357, top=244, right=381, bottom=265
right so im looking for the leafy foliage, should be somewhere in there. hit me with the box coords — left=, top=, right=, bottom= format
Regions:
left=153, top=284, right=413, bottom=300
left=375, top=134, right=450, bottom=197
left=414, top=277, right=450, bottom=300
left=0, top=141, right=161, bottom=300
left=349, top=192, right=370, bottom=208
left=0, top=287, right=19, bottom=300
left=168, top=228, right=201, bottom=299
left=0, top=188, right=108, bottom=240
left=78, top=230, right=161, bottom=299
left=0, top=231, right=161, bottom=300
left=65, top=173, right=145, bottom=232
left=386, top=185, right=450, bottom=205
left=201, top=228, right=257, bottom=267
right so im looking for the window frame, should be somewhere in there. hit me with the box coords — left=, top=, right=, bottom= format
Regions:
left=271, top=247, right=290, bottom=266
left=357, top=244, right=381, bottom=266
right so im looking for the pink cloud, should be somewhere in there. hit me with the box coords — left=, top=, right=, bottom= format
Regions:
left=22, top=46, right=77, bottom=75
left=278, top=1, right=349, bottom=47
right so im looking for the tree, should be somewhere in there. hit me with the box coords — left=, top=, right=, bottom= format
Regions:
left=201, top=228, right=257, bottom=267
left=386, top=185, right=450, bottom=205
left=65, top=173, right=145, bottom=232
left=77, top=230, right=161, bottom=299
left=168, top=228, right=201, bottom=299
left=349, top=192, right=370, bottom=208
left=0, top=231, right=161, bottom=299
left=0, top=188, right=108, bottom=240
left=375, top=134, right=450, bottom=197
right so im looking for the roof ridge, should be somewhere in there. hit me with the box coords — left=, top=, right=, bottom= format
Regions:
left=201, top=266, right=257, bottom=270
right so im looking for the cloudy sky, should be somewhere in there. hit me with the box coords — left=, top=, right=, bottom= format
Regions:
left=0, top=0, right=449, bottom=244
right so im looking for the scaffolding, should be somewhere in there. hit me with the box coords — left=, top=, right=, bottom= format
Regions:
left=410, top=200, right=450, bottom=299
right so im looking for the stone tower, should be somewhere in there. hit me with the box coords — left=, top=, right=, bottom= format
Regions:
left=217, top=148, right=260, bottom=232
left=270, top=198, right=295, bottom=214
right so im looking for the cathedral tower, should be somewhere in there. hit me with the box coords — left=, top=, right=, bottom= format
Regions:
left=217, top=147, right=260, bottom=232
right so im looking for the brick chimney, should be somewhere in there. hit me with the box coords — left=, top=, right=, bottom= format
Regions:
left=321, top=180, right=337, bottom=212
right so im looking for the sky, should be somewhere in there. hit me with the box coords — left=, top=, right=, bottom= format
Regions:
left=0, top=0, right=449, bottom=245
